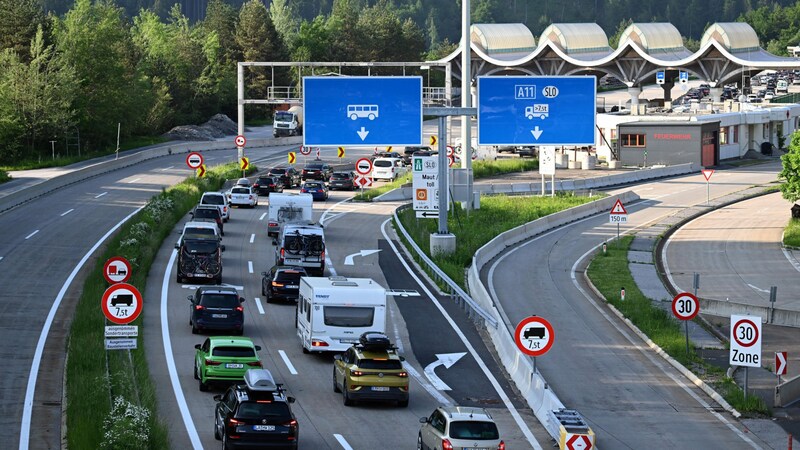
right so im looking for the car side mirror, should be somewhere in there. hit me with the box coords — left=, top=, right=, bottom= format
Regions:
left=194, top=344, right=201, bottom=350
left=419, top=417, right=429, bottom=424
left=239, top=297, right=245, bottom=303
left=400, top=356, right=406, bottom=362
left=174, top=243, right=180, bottom=249
left=220, top=245, right=226, bottom=252
left=187, top=295, right=193, bottom=302
left=261, top=272, right=267, bottom=277
left=333, top=354, right=342, bottom=361
left=255, top=345, right=262, bottom=351
left=287, top=397, right=296, bottom=404
left=272, top=239, right=278, bottom=246
left=213, top=395, right=222, bottom=401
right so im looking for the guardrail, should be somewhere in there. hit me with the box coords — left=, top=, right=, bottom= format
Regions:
left=392, top=207, right=499, bottom=329
left=0, top=136, right=301, bottom=214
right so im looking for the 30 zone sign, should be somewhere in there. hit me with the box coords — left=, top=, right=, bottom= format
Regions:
left=729, top=314, right=762, bottom=367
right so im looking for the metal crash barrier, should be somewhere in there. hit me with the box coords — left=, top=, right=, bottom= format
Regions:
left=550, top=409, right=595, bottom=450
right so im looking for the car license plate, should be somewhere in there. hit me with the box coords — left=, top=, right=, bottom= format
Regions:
left=371, top=386, right=390, bottom=392
left=286, top=285, right=298, bottom=289
left=253, top=425, right=275, bottom=431
left=340, top=339, right=358, bottom=344
left=225, top=363, right=243, bottom=369
left=212, top=314, right=227, bottom=318
left=463, top=448, right=489, bottom=450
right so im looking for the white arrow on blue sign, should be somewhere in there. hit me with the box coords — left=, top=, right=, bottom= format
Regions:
left=656, top=71, right=665, bottom=84
left=477, top=76, right=596, bottom=146
left=303, top=76, right=422, bottom=147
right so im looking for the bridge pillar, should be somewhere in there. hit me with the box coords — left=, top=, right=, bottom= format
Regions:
left=661, top=79, right=675, bottom=104
left=710, top=87, right=723, bottom=103
left=628, top=87, right=642, bottom=108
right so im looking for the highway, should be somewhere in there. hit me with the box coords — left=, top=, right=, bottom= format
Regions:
left=484, top=162, right=781, bottom=448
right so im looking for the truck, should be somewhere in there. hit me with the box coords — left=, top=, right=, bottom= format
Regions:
left=296, top=276, right=387, bottom=353
left=273, top=106, right=303, bottom=137
left=267, top=192, right=313, bottom=237
left=275, top=222, right=325, bottom=276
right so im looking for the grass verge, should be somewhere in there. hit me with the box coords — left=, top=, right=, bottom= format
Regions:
left=1, top=136, right=168, bottom=171
left=586, top=235, right=769, bottom=416
left=0, top=169, right=9, bottom=183
left=66, top=162, right=257, bottom=449
left=395, top=192, right=599, bottom=290
left=784, top=217, right=800, bottom=247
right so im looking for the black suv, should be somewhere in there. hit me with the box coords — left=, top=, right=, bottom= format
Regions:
left=177, top=238, right=224, bottom=284
left=214, top=369, right=298, bottom=450
left=261, top=265, right=307, bottom=303
left=188, top=286, right=245, bottom=335
left=268, top=167, right=301, bottom=189
left=301, top=162, right=333, bottom=182
left=329, top=172, right=355, bottom=191
left=191, top=205, right=224, bottom=236
left=253, top=175, right=284, bottom=196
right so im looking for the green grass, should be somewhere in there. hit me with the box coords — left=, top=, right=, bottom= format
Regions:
left=784, top=217, right=800, bottom=247
left=66, top=162, right=256, bottom=450
left=396, top=192, right=599, bottom=289
left=0, top=136, right=169, bottom=171
left=587, top=235, right=769, bottom=416
left=0, top=169, right=9, bottom=183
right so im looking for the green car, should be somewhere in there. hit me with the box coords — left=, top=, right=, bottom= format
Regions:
left=194, top=337, right=262, bottom=391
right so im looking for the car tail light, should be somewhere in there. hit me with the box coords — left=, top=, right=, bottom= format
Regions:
left=205, top=359, right=222, bottom=366
left=280, top=249, right=285, bottom=258
left=256, top=399, right=272, bottom=403
left=253, top=183, right=259, bottom=187
left=195, top=305, right=205, bottom=310
left=498, top=441, right=505, bottom=450
left=223, top=206, right=228, bottom=213
left=228, top=418, right=244, bottom=426
left=272, top=281, right=284, bottom=287
left=301, top=189, right=307, bottom=193
left=247, top=361, right=262, bottom=367
left=284, top=419, right=298, bottom=428
left=236, top=305, right=243, bottom=312
left=397, top=371, right=408, bottom=378
left=442, top=439, right=453, bottom=450
left=268, top=184, right=275, bottom=187
left=269, top=221, right=278, bottom=228
left=351, top=370, right=364, bottom=377
left=311, top=340, right=329, bottom=347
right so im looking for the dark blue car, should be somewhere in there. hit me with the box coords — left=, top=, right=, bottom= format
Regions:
left=300, top=181, right=329, bottom=201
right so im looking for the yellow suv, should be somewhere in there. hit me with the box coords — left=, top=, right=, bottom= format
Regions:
left=332, top=332, right=409, bottom=407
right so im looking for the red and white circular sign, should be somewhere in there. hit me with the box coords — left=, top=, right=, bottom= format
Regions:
left=671, top=292, right=700, bottom=321
left=103, top=256, right=132, bottom=284
left=448, top=155, right=456, bottom=167
left=186, top=152, right=204, bottom=170
left=299, top=145, right=311, bottom=155
left=733, top=318, right=760, bottom=348
left=446, top=145, right=454, bottom=157
left=355, top=158, right=373, bottom=175
left=471, top=150, right=478, bottom=161
left=234, top=135, right=246, bottom=147
left=101, top=283, right=143, bottom=325
left=514, top=316, right=554, bottom=357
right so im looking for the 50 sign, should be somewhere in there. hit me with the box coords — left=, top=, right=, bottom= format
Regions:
left=671, top=292, right=699, bottom=321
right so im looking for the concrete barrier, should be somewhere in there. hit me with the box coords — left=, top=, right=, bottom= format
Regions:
left=776, top=374, right=800, bottom=407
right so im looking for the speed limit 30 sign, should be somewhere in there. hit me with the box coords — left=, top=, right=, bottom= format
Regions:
left=730, top=314, right=762, bottom=367
left=671, top=292, right=699, bottom=321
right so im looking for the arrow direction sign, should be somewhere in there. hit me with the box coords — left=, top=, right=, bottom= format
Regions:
left=776, top=351, right=788, bottom=376
left=478, top=76, right=595, bottom=146
left=196, top=164, right=206, bottom=178
left=288, top=152, right=296, bottom=164
left=416, top=211, right=439, bottom=218
left=337, top=147, right=345, bottom=158
left=343, top=249, right=381, bottom=265
left=240, top=157, right=249, bottom=171
left=430, top=135, right=437, bottom=146
left=423, top=352, right=467, bottom=391
left=304, top=76, right=422, bottom=147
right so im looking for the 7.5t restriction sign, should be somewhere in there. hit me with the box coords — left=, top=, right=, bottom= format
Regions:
left=514, top=316, right=554, bottom=357
left=101, top=283, right=143, bottom=325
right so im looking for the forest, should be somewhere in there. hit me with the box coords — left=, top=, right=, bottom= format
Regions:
left=2, top=0, right=800, bottom=164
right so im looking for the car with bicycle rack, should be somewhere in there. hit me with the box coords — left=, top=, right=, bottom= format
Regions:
left=274, top=223, right=325, bottom=276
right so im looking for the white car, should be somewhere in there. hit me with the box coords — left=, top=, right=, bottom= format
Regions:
left=228, top=186, right=258, bottom=208
left=372, top=157, right=407, bottom=181
left=200, top=192, right=230, bottom=222
left=418, top=406, right=504, bottom=450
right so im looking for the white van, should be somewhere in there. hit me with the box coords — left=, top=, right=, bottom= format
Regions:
left=297, top=276, right=387, bottom=353
left=372, top=157, right=407, bottom=180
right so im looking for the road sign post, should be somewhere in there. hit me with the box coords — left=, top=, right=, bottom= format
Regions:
left=702, top=169, right=714, bottom=205
left=539, top=146, right=556, bottom=196
left=609, top=199, right=628, bottom=242
left=101, top=283, right=143, bottom=325
left=672, top=292, right=700, bottom=355
left=186, top=152, right=204, bottom=170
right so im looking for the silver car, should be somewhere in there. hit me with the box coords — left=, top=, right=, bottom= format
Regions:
left=418, top=406, right=504, bottom=450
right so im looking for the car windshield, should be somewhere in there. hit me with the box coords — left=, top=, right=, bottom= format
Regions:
left=305, top=165, right=323, bottom=170
left=269, top=168, right=286, bottom=175
left=199, top=294, right=239, bottom=308
left=257, top=178, right=274, bottom=184
left=357, top=358, right=402, bottom=370
left=323, top=306, right=374, bottom=327
left=194, top=209, right=218, bottom=220
left=202, top=195, right=224, bottom=205
left=275, top=270, right=304, bottom=283
left=231, top=187, right=249, bottom=194
left=212, top=346, right=255, bottom=357
left=236, top=401, right=291, bottom=420
left=183, top=240, right=218, bottom=254
left=448, top=421, right=499, bottom=440
left=374, top=160, right=392, bottom=167
left=275, top=111, right=293, bottom=121
left=304, top=182, right=323, bottom=189
left=332, top=173, right=350, bottom=180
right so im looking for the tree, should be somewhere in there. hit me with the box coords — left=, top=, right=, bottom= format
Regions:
left=0, top=0, right=47, bottom=62
left=270, top=0, right=300, bottom=51
left=203, top=0, right=239, bottom=62
left=780, top=132, right=800, bottom=203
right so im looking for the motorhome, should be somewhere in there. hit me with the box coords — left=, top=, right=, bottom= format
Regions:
left=267, top=192, right=313, bottom=237
left=297, top=276, right=387, bottom=353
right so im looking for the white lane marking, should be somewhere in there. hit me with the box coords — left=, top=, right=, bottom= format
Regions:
left=319, top=197, right=353, bottom=226
left=278, top=350, right=298, bottom=375
left=381, top=219, right=542, bottom=450
left=248, top=261, right=254, bottom=274
left=259, top=212, right=266, bottom=220
left=0, top=257, right=3, bottom=262
left=747, top=283, right=769, bottom=294
left=333, top=434, right=353, bottom=450
left=488, top=202, right=756, bottom=447
left=423, top=353, right=466, bottom=391
left=60, top=208, right=74, bottom=217
left=95, top=192, right=107, bottom=199
left=254, top=297, right=265, bottom=315
left=250, top=233, right=255, bottom=243
left=327, top=257, right=336, bottom=276
left=128, top=178, right=141, bottom=183
left=20, top=206, right=145, bottom=450
left=25, top=230, right=39, bottom=240
left=162, top=250, right=203, bottom=449
left=161, top=165, right=174, bottom=171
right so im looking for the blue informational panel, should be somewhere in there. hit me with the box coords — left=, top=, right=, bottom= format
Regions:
left=303, top=76, right=422, bottom=147
left=477, top=76, right=596, bottom=146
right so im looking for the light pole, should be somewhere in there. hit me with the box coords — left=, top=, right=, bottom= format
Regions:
left=461, top=0, right=473, bottom=211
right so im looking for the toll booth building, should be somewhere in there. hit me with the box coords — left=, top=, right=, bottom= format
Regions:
left=617, top=121, right=721, bottom=167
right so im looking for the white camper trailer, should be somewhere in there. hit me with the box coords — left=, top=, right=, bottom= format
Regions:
left=297, top=276, right=387, bottom=353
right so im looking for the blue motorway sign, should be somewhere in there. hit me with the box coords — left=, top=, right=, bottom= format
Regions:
left=679, top=71, right=689, bottom=83
left=477, top=76, right=596, bottom=146
left=656, top=71, right=665, bottom=84
left=303, top=76, right=422, bottom=147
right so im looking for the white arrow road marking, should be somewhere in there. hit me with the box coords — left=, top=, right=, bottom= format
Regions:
left=254, top=297, right=265, bottom=315
left=747, top=283, right=769, bottom=293
left=334, top=434, right=353, bottom=450
left=248, top=261, right=254, bottom=274
left=423, top=352, right=466, bottom=391
left=343, top=249, right=382, bottom=265
left=95, top=192, right=107, bottom=198
left=278, top=350, right=298, bottom=375
left=25, top=230, right=39, bottom=240
left=61, top=209, right=74, bottom=216
left=249, top=233, right=255, bottom=243
left=531, top=126, right=543, bottom=140
left=357, top=127, right=369, bottom=141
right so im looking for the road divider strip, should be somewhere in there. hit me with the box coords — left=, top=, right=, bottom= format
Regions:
left=250, top=233, right=255, bottom=243
left=248, top=261, right=253, bottom=274
left=25, top=230, right=39, bottom=240
left=254, top=297, right=265, bottom=315
left=278, top=350, right=297, bottom=375
left=333, top=434, right=353, bottom=450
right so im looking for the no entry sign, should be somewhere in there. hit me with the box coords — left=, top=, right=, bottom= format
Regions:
left=514, top=316, right=554, bottom=357
left=355, top=158, right=373, bottom=175
left=186, top=152, right=203, bottom=169
left=729, top=314, right=762, bottom=367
